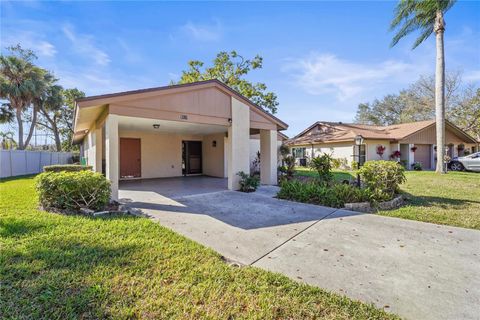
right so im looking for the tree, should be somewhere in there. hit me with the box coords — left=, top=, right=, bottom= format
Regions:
left=0, top=45, right=49, bottom=150
left=450, top=88, right=480, bottom=141
left=54, top=88, right=84, bottom=151
left=36, top=84, right=64, bottom=151
left=390, top=0, right=457, bottom=173
left=354, top=72, right=464, bottom=126
left=176, top=51, right=279, bottom=114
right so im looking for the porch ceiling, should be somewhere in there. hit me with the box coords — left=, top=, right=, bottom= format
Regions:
left=118, top=115, right=227, bottom=135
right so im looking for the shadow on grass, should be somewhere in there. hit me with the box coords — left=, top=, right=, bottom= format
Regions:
left=0, top=219, right=47, bottom=238
left=402, top=192, right=480, bottom=209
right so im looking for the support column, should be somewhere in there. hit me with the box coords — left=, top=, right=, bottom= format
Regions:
left=260, top=129, right=277, bottom=185
left=408, top=144, right=415, bottom=169
left=227, top=98, right=250, bottom=190
left=94, top=125, right=102, bottom=173
left=105, top=114, right=119, bottom=200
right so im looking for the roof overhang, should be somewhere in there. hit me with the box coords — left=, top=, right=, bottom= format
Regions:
left=73, top=79, right=288, bottom=144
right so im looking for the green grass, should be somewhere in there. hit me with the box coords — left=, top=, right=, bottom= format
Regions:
left=295, top=167, right=480, bottom=230
left=295, top=167, right=355, bottom=182
left=0, top=176, right=395, bottom=319
left=378, top=171, right=480, bottom=230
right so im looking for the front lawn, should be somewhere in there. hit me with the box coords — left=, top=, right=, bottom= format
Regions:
left=295, top=167, right=480, bottom=230
left=0, top=176, right=395, bottom=319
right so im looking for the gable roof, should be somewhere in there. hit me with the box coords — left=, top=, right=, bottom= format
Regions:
left=287, top=119, right=478, bottom=145
left=74, top=79, right=288, bottom=131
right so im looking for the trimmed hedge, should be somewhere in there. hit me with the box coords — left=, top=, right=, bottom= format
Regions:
left=43, top=164, right=93, bottom=172
left=277, top=180, right=370, bottom=208
left=36, top=170, right=111, bottom=214
left=358, top=160, right=406, bottom=201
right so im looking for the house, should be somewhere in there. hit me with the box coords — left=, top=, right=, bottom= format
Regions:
left=73, top=80, right=288, bottom=200
left=286, top=120, right=478, bottom=170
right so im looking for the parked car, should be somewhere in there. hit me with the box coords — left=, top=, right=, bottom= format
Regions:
left=449, top=152, right=480, bottom=172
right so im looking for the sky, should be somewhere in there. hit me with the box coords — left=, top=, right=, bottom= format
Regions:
left=1, top=0, right=479, bottom=138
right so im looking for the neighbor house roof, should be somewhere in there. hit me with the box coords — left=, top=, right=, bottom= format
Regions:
left=286, top=119, right=478, bottom=145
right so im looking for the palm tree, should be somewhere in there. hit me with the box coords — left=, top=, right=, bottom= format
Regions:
left=0, top=54, right=46, bottom=149
left=390, top=0, right=456, bottom=173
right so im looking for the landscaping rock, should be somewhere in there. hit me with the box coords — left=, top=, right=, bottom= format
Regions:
left=93, top=211, right=110, bottom=217
left=344, top=195, right=404, bottom=213
left=377, top=195, right=404, bottom=210
left=79, top=208, right=94, bottom=215
left=344, top=202, right=373, bottom=213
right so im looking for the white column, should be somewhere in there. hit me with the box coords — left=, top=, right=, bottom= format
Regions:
left=227, top=98, right=250, bottom=190
left=260, top=129, right=277, bottom=185
left=408, top=144, right=415, bottom=169
left=105, top=114, right=119, bottom=200
left=94, top=125, right=103, bottom=173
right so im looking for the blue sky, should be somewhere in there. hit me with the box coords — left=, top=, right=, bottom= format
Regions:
left=1, top=0, right=479, bottom=137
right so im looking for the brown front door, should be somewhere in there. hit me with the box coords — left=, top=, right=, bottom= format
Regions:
left=120, top=138, right=141, bottom=178
left=415, top=144, right=431, bottom=170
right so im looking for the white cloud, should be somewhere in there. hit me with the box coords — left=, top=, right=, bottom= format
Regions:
left=180, top=20, right=223, bottom=42
left=464, top=70, right=480, bottom=83
left=2, top=31, right=57, bottom=57
left=62, top=24, right=111, bottom=66
left=282, top=52, right=429, bottom=102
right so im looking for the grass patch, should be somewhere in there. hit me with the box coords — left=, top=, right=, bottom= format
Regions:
left=294, top=167, right=355, bottom=182
left=0, top=176, right=395, bottom=319
left=295, top=168, right=480, bottom=230
left=378, top=171, right=480, bottom=230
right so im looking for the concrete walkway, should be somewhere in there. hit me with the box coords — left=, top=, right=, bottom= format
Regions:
left=119, top=179, right=480, bottom=320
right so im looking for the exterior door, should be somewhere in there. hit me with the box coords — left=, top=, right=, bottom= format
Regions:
left=120, top=138, right=141, bottom=178
left=182, top=141, right=202, bottom=175
left=414, top=144, right=431, bottom=170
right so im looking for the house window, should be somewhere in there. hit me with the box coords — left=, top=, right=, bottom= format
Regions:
left=292, top=147, right=306, bottom=159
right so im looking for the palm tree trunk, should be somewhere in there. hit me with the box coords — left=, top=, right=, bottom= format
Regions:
left=24, top=106, right=37, bottom=149
left=435, top=10, right=446, bottom=173
left=16, top=107, right=24, bottom=150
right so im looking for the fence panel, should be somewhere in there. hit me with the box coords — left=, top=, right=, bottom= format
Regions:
left=0, top=150, right=73, bottom=178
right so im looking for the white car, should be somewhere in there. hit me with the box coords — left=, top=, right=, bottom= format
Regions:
left=449, top=152, right=480, bottom=172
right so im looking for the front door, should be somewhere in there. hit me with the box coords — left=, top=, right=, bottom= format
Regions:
left=120, top=138, right=141, bottom=178
left=182, top=141, right=202, bottom=175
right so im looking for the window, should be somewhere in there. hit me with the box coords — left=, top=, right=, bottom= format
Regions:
left=353, top=145, right=366, bottom=166
left=292, top=147, right=306, bottom=159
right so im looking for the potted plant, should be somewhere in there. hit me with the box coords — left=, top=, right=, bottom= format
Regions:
left=390, top=150, right=401, bottom=159
left=376, top=145, right=386, bottom=158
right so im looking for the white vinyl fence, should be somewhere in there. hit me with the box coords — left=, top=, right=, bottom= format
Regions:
left=0, top=150, right=73, bottom=178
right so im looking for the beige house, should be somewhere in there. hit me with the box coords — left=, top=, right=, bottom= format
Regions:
left=286, top=120, right=478, bottom=170
left=73, top=80, right=288, bottom=199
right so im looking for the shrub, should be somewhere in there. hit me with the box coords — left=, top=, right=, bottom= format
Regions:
left=351, top=160, right=359, bottom=170
left=358, top=160, right=406, bottom=201
left=309, top=153, right=333, bottom=184
left=284, top=155, right=296, bottom=180
left=237, top=171, right=260, bottom=192
left=331, top=157, right=348, bottom=170
left=277, top=180, right=370, bottom=208
left=279, top=144, right=290, bottom=157
left=411, top=162, right=422, bottom=171
left=36, top=170, right=111, bottom=214
left=43, top=164, right=92, bottom=172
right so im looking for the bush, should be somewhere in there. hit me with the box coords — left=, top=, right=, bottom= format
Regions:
left=278, top=180, right=370, bottom=208
left=284, top=155, right=296, bottom=180
left=309, top=153, right=333, bottom=184
left=331, top=157, right=348, bottom=170
left=351, top=160, right=359, bottom=170
left=358, top=160, right=406, bottom=201
left=411, top=162, right=423, bottom=171
left=43, top=164, right=92, bottom=172
left=279, top=144, right=290, bottom=157
left=36, top=170, right=111, bottom=213
left=237, top=171, right=260, bottom=192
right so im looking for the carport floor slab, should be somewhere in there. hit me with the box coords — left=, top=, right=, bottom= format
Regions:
left=253, top=209, right=480, bottom=320
left=119, top=188, right=336, bottom=265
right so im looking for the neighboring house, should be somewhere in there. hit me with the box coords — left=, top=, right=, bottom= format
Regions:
left=286, top=120, right=478, bottom=170
left=73, top=79, right=288, bottom=199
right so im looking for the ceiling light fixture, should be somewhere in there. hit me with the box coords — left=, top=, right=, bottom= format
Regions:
left=153, top=124, right=160, bottom=129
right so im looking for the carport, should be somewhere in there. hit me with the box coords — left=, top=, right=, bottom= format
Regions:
left=73, top=79, right=288, bottom=200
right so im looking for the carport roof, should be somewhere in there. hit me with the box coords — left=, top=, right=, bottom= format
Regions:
left=74, top=79, right=288, bottom=135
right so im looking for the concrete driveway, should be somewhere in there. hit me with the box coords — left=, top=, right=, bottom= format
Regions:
left=119, top=177, right=480, bottom=320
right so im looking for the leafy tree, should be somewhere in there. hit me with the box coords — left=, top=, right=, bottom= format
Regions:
left=390, top=0, right=457, bottom=173
left=450, top=88, right=480, bottom=141
left=36, top=84, right=65, bottom=151
left=60, top=88, right=85, bottom=151
left=176, top=51, right=279, bottom=113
